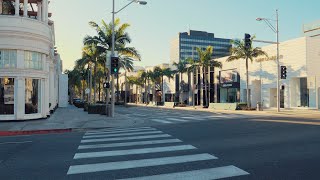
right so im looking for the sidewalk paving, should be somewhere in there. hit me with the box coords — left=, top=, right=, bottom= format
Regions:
left=128, top=103, right=320, bottom=119
left=0, top=105, right=144, bottom=131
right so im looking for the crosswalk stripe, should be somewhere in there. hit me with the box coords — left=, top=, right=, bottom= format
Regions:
left=166, top=118, right=189, bottom=122
left=134, top=114, right=147, bottom=117
left=78, top=139, right=183, bottom=150
left=81, top=134, right=171, bottom=143
left=119, top=165, right=249, bottom=180
left=86, top=127, right=153, bottom=134
left=74, top=145, right=196, bottom=159
left=67, top=153, right=217, bottom=175
left=85, top=128, right=156, bottom=135
left=85, top=128, right=157, bottom=135
left=180, top=116, right=197, bottom=119
left=83, top=131, right=163, bottom=139
left=150, top=119, right=173, bottom=124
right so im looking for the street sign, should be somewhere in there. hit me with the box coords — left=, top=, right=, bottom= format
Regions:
left=85, top=88, right=90, bottom=94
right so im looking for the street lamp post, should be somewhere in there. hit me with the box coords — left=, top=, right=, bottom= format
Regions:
left=110, top=0, right=147, bottom=117
left=256, top=9, right=280, bottom=112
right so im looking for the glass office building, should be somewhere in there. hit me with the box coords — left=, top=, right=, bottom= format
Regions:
left=170, top=30, right=232, bottom=105
left=170, top=30, right=231, bottom=64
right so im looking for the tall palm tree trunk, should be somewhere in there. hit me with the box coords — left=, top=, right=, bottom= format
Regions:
left=98, top=79, right=101, bottom=101
left=199, top=66, right=204, bottom=106
left=144, top=79, right=147, bottom=104
left=246, top=58, right=250, bottom=108
left=153, top=84, right=156, bottom=105
left=93, top=61, right=97, bottom=103
left=204, top=67, right=208, bottom=107
left=180, top=73, right=183, bottom=103
left=161, top=76, right=164, bottom=103
left=82, top=80, right=85, bottom=101
left=136, top=85, right=138, bottom=104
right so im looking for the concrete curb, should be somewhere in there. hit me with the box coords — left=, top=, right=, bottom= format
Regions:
left=0, top=128, right=72, bottom=136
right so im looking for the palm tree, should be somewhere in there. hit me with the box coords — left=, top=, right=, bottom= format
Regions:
left=197, top=46, right=222, bottom=107
left=146, top=70, right=153, bottom=104
left=82, top=43, right=103, bottom=103
left=173, top=61, right=188, bottom=104
left=138, top=70, right=148, bottom=104
left=162, top=67, right=174, bottom=103
left=84, top=18, right=141, bottom=103
left=186, top=57, right=199, bottom=106
left=226, top=38, right=268, bottom=108
left=127, top=76, right=142, bottom=104
left=76, top=55, right=93, bottom=103
left=118, top=56, right=135, bottom=102
left=152, top=66, right=162, bottom=103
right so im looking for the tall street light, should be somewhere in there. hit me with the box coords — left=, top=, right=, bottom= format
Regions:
left=256, top=9, right=280, bottom=112
left=110, top=0, right=147, bottom=117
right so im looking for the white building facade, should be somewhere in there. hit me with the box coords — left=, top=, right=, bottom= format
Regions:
left=215, top=37, right=320, bottom=109
left=0, top=0, right=64, bottom=120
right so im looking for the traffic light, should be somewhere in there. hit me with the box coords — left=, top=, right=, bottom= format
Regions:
left=111, top=57, right=119, bottom=74
left=244, top=33, right=252, bottom=49
left=280, top=66, right=287, bottom=79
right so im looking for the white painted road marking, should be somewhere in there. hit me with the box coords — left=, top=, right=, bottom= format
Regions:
left=85, top=128, right=157, bottom=135
left=67, top=153, right=217, bottom=175
left=166, top=118, right=189, bottom=122
left=119, top=165, right=249, bottom=180
left=86, top=127, right=153, bottom=134
left=150, top=119, right=173, bottom=124
left=81, top=134, right=171, bottom=143
left=83, top=131, right=163, bottom=139
left=78, top=139, right=182, bottom=149
left=74, top=145, right=196, bottom=159
left=0, top=141, right=32, bottom=145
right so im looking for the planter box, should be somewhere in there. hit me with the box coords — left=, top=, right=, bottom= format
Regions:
left=209, top=103, right=238, bottom=110
left=88, top=104, right=109, bottom=114
left=164, top=102, right=175, bottom=108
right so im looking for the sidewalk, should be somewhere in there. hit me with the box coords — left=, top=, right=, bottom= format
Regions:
left=128, top=103, right=320, bottom=119
left=0, top=105, right=143, bottom=132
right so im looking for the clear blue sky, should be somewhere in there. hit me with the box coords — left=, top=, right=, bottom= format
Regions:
left=49, top=0, right=319, bottom=70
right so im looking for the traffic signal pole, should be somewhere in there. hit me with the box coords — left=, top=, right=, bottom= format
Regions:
left=111, top=0, right=115, bottom=117
left=276, top=9, right=280, bottom=112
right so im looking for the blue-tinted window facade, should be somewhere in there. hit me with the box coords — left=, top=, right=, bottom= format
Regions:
left=178, top=30, right=231, bottom=61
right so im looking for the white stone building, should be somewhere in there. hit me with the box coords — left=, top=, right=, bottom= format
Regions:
left=0, top=0, right=66, bottom=120
left=215, top=37, right=320, bottom=109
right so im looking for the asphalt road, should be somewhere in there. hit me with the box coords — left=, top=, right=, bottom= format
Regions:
left=1, top=106, right=320, bottom=179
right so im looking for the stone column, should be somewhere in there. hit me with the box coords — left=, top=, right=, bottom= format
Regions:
left=15, top=0, right=19, bottom=16
left=43, top=0, right=48, bottom=23
left=41, top=0, right=46, bottom=22
left=37, top=2, right=42, bottom=21
left=23, top=0, right=28, bottom=17
left=44, top=56, right=50, bottom=116
left=15, top=77, right=25, bottom=120
left=49, top=62, right=54, bottom=111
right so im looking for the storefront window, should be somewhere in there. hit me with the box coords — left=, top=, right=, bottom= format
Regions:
left=0, top=50, right=17, bottom=68
left=25, top=79, right=41, bottom=114
left=25, top=51, right=42, bottom=70
left=0, top=78, right=14, bottom=115
left=1, top=1, right=15, bottom=15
